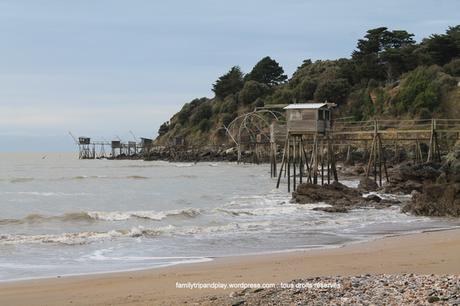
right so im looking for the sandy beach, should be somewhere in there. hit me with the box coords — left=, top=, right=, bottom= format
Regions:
left=0, top=228, right=458, bottom=305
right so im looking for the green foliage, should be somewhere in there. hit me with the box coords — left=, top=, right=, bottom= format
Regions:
left=190, top=103, right=213, bottom=125
left=293, top=78, right=317, bottom=102
left=238, top=81, right=269, bottom=104
left=443, top=58, right=460, bottom=76
left=352, top=27, right=417, bottom=81
left=219, top=95, right=238, bottom=113
left=266, top=87, right=293, bottom=104
left=198, top=119, right=211, bottom=132
left=396, top=66, right=456, bottom=113
left=157, top=25, right=460, bottom=145
left=313, top=78, right=350, bottom=104
left=212, top=66, right=244, bottom=99
left=246, top=56, right=287, bottom=86
left=158, top=122, right=169, bottom=136
left=419, top=26, right=460, bottom=66
left=222, top=113, right=236, bottom=127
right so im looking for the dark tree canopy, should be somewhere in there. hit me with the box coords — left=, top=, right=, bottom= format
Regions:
left=352, top=27, right=416, bottom=81
left=158, top=122, right=169, bottom=136
left=246, top=56, right=287, bottom=86
left=212, top=66, right=244, bottom=99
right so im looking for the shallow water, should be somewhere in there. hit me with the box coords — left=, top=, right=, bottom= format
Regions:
left=0, top=153, right=458, bottom=281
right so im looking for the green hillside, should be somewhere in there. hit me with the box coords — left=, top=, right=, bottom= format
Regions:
left=155, top=26, right=460, bottom=146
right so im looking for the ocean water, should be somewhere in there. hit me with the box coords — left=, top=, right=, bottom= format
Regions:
left=0, top=153, right=459, bottom=281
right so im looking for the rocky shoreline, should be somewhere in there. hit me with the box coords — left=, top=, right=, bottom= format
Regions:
left=292, top=142, right=460, bottom=218
left=192, top=274, right=460, bottom=305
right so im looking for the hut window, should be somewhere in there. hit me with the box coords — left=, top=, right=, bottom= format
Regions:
left=318, top=109, right=325, bottom=120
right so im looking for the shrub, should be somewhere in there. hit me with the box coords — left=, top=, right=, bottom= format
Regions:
left=190, top=103, right=213, bottom=125
left=396, top=66, right=456, bottom=113
left=293, top=78, right=317, bottom=102
left=220, top=95, right=238, bottom=113
left=222, top=113, right=236, bottom=127
left=238, top=81, right=269, bottom=104
left=198, top=119, right=212, bottom=132
left=314, top=78, right=350, bottom=104
left=443, top=58, right=460, bottom=76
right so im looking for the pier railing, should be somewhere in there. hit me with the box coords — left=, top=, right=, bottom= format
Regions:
left=332, top=119, right=460, bottom=135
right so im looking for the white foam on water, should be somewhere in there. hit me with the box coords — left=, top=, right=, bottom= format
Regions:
left=86, top=208, right=201, bottom=221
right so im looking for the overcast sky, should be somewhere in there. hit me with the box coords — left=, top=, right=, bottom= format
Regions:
left=0, top=0, right=459, bottom=151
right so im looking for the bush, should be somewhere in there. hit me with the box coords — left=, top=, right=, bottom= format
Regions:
left=222, top=113, right=236, bottom=127
left=396, top=66, right=456, bottom=113
left=443, top=58, right=460, bottom=76
left=198, top=119, right=212, bottom=132
left=238, top=80, right=269, bottom=104
left=314, top=78, right=350, bottom=104
left=266, top=87, right=293, bottom=104
left=293, top=78, right=317, bottom=102
left=190, top=103, right=213, bottom=125
left=220, top=95, right=238, bottom=113
left=158, top=122, right=169, bottom=136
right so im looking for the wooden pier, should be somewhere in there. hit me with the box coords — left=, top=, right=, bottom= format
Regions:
left=273, top=114, right=460, bottom=192
left=70, top=133, right=154, bottom=159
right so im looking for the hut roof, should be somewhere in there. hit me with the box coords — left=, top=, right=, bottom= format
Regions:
left=283, top=103, right=328, bottom=110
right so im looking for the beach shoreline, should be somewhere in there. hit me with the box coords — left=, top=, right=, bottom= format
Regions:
left=1, top=227, right=459, bottom=305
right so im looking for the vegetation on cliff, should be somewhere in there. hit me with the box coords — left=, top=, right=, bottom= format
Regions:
left=156, top=25, right=460, bottom=146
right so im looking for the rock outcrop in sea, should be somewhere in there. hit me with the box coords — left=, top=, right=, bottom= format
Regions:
left=402, top=143, right=460, bottom=217
left=292, top=181, right=398, bottom=213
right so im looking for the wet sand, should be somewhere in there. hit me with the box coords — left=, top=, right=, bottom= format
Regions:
left=0, top=228, right=459, bottom=306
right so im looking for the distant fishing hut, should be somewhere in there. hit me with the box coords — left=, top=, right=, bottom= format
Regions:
left=78, top=137, right=95, bottom=159
left=111, top=140, right=122, bottom=157
left=140, top=138, right=153, bottom=153
left=276, top=102, right=338, bottom=192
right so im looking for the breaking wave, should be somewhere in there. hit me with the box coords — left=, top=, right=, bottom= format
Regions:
left=0, top=221, right=271, bottom=245
left=0, top=208, right=201, bottom=225
left=8, top=177, right=34, bottom=183
left=70, top=175, right=148, bottom=180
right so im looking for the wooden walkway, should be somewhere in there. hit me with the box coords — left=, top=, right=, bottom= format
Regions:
left=273, top=118, right=460, bottom=192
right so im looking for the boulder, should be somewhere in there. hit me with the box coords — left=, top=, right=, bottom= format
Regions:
left=358, top=177, right=379, bottom=191
left=293, top=181, right=361, bottom=207
left=402, top=183, right=460, bottom=217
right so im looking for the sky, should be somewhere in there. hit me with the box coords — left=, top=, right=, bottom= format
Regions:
left=0, top=0, right=459, bottom=152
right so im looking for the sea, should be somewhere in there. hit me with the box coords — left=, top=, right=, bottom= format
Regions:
left=0, top=152, right=459, bottom=281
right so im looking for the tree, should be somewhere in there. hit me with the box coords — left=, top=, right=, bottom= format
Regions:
left=158, top=122, right=169, bottom=136
left=246, top=56, right=287, bottom=86
left=190, top=103, right=213, bottom=125
left=420, top=34, right=459, bottom=66
left=212, top=66, right=244, bottom=99
left=352, top=27, right=416, bottom=81
left=238, top=80, right=269, bottom=104
left=293, top=78, right=317, bottom=102
left=313, top=78, right=349, bottom=104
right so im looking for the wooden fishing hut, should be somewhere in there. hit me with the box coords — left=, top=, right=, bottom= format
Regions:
left=276, top=102, right=338, bottom=192
left=111, top=140, right=122, bottom=157
left=140, top=138, right=153, bottom=154
left=78, top=137, right=96, bottom=159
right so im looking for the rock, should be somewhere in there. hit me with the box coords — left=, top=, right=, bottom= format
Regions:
left=358, top=177, right=379, bottom=191
left=231, top=299, right=246, bottom=306
left=364, top=194, right=382, bottom=203
left=427, top=296, right=440, bottom=303
left=402, top=183, right=460, bottom=217
left=441, top=143, right=460, bottom=183
left=399, top=162, right=442, bottom=182
left=293, top=181, right=361, bottom=207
